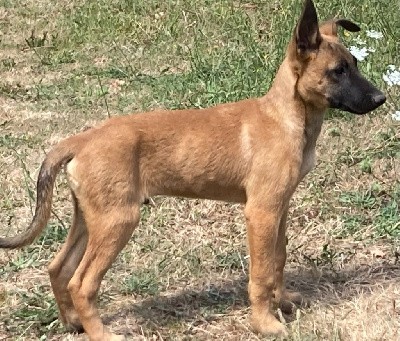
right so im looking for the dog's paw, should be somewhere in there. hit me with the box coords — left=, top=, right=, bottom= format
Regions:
left=61, top=311, right=84, bottom=333
left=279, top=290, right=310, bottom=314
left=95, top=330, right=127, bottom=341
left=250, top=312, right=288, bottom=337
left=108, top=334, right=127, bottom=341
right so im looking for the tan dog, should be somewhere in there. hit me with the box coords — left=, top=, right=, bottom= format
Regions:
left=0, top=0, right=386, bottom=339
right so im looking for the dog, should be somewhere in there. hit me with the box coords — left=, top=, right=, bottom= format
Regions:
left=0, top=0, right=386, bottom=339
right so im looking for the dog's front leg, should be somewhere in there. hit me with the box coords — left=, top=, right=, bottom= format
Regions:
left=273, top=205, right=289, bottom=305
left=244, top=203, right=288, bottom=337
left=274, top=205, right=305, bottom=314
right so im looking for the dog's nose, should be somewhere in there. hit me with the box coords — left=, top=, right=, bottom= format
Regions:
left=372, top=93, right=386, bottom=106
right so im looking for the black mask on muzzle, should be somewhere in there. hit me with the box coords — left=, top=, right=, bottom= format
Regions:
left=328, top=69, right=386, bottom=115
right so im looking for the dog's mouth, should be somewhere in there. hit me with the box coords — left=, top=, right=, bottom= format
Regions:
left=328, top=99, right=363, bottom=115
left=339, top=104, right=367, bottom=115
left=328, top=97, right=386, bottom=115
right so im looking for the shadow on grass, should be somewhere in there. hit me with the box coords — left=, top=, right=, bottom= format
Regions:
left=103, top=260, right=399, bottom=334
left=286, top=261, right=399, bottom=305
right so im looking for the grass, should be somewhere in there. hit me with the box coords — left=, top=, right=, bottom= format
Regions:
left=0, top=0, right=399, bottom=340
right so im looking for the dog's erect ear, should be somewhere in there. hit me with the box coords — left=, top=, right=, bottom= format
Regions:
left=319, top=19, right=360, bottom=38
left=336, top=19, right=361, bottom=32
left=296, top=0, right=321, bottom=56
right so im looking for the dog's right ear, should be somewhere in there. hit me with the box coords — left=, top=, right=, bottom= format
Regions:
left=295, top=0, right=322, bottom=58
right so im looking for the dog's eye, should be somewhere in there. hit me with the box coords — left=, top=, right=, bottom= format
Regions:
left=334, top=65, right=346, bottom=75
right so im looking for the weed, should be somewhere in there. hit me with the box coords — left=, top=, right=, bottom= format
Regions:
left=214, top=251, right=247, bottom=272
left=337, top=185, right=400, bottom=239
left=122, top=269, right=160, bottom=296
left=25, top=30, right=48, bottom=49
left=4, top=287, right=60, bottom=336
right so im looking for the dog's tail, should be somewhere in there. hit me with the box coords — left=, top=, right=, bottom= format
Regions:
left=0, top=134, right=85, bottom=249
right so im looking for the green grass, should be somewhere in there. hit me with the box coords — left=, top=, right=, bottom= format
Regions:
left=122, top=269, right=160, bottom=296
left=337, top=184, right=400, bottom=239
left=0, top=0, right=399, bottom=340
left=5, top=288, right=60, bottom=337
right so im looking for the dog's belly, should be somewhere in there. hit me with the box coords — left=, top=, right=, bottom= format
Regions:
left=158, top=181, right=247, bottom=203
left=139, top=124, right=250, bottom=203
left=143, top=163, right=247, bottom=203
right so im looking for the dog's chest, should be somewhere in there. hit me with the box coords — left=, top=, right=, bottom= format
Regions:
left=299, top=148, right=316, bottom=180
left=298, top=116, right=323, bottom=180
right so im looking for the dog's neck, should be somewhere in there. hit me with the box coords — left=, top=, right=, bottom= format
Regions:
left=262, top=56, right=325, bottom=143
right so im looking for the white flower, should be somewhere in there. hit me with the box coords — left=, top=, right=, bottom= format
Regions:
left=391, top=111, right=400, bottom=121
left=349, top=45, right=377, bottom=61
left=366, top=30, right=383, bottom=39
left=349, top=46, right=369, bottom=61
left=353, top=36, right=366, bottom=45
left=383, top=65, right=400, bottom=86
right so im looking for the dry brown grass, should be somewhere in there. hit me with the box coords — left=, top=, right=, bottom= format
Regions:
left=0, top=0, right=399, bottom=340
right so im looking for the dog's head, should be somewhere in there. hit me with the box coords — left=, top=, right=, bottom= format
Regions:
left=288, top=0, right=386, bottom=115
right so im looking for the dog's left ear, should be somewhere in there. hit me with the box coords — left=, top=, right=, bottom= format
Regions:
left=296, top=0, right=322, bottom=57
left=319, top=19, right=360, bottom=38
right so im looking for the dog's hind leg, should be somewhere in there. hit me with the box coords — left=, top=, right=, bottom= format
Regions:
left=48, top=192, right=88, bottom=332
left=67, top=204, right=140, bottom=341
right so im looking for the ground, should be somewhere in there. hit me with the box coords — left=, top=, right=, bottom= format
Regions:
left=0, top=0, right=399, bottom=340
